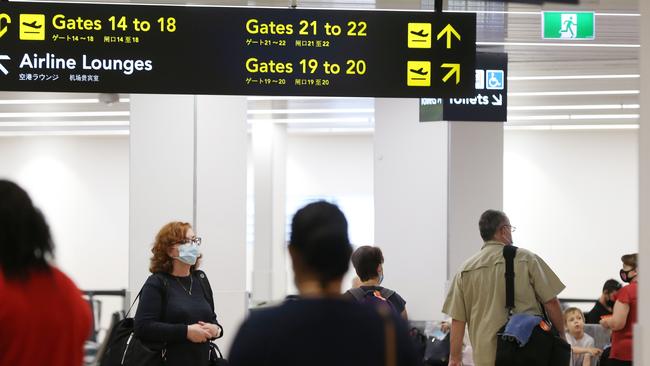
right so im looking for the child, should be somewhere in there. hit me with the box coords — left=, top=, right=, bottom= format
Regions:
left=564, top=307, right=602, bottom=366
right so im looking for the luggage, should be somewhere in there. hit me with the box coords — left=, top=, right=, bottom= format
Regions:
left=424, top=333, right=450, bottom=366
left=494, top=245, right=571, bottom=366
left=97, top=274, right=168, bottom=366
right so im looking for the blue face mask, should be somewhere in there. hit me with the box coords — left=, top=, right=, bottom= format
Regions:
left=175, top=243, right=201, bottom=265
left=378, top=272, right=384, bottom=285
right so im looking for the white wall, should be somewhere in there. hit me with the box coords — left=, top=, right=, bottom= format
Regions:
left=0, top=135, right=129, bottom=339
left=1, top=128, right=639, bottom=328
left=286, top=134, right=375, bottom=246
left=0, top=136, right=129, bottom=290
left=375, top=98, right=448, bottom=321
left=504, top=130, right=638, bottom=300
left=284, top=134, right=375, bottom=294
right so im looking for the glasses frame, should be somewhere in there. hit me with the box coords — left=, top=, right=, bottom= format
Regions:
left=175, top=236, right=202, bottom=246
left=501, top=225, right=516, bottom=232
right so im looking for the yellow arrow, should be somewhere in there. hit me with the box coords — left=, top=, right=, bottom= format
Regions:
left=437, top=24, right=461, bottom=49
left=0, top=14, right=11, bottom=39
left=441, top=63, right=461, bottom=84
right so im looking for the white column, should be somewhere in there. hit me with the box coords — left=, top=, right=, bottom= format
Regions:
left=374, top=101, right=504, bottom=321
left=130, top=95, right=248, bottom=355
left=251, top=122, right=287, bottom=304
left=636, top=0, right=648, bottom=363
left=194, top=96, right=248, bottom=354
left=447, top=122, right=503, bottom=277
left=129, top=94, right=195, bottom=294
left=374, top=98, right=449, bottom=320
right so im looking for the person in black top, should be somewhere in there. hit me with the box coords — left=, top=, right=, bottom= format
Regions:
left=585, top=279, right=622, bottom=324
left=134, top=221, right=222, bottom=366
left=229, top=201, right=418, bottom=366
left=343, top=245, right=408, bottom=320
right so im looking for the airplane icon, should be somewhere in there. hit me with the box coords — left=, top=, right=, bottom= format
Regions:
left=19, top=14, right=45, bottom=40
left=410, top=29, right=429, bottom=38
left=409, top=68, right=429, bottom=76
left=22, top=21, right=42, bottom=29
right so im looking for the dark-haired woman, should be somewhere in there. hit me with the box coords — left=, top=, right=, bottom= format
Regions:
left=344, top=245, right=409, bottom=320
left=0, top=180, right=92, bottom=366
left=134, top=221, right=223, bottom=366
left=229, top=201, right=418, bottom=366
left=600, top=253, right=638, bottom=366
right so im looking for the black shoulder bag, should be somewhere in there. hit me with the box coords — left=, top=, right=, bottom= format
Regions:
left=98, top=274, right=168, bottom=366
left=495, top=245, right=571, bottom=366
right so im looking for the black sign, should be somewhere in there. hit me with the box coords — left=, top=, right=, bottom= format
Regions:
left=0, top=2, right=476, bottom=98
left=420, top=52, right=507, bottom=122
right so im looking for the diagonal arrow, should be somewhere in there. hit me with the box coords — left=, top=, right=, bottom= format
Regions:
left=492, top=94, right=503, bottom=106
left=436, top=24, right=461, bottom=49
left=441, top=63, right=460, bottom=84
left=0, top=55, right=9, bottom=75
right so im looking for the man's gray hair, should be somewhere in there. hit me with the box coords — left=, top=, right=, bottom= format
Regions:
left=479, top=209, right=508, bottom=241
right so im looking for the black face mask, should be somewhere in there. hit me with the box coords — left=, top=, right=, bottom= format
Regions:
left=606, top=298, right=615, bottom=308
left=620, top=268, right=636, bottom=283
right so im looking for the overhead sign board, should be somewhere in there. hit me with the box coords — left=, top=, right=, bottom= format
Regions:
left=543, top=12, right=595, bottom=40
left=0, top=2, right=476, bottom=98
left=420, top=52, right=508, bottom=122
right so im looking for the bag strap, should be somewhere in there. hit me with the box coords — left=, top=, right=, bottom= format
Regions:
left=380, top=288, right=395, bottom=299
left=154, top=273, right=169, bottom=321
left=349, top=287, right=366, bottom=302
left=194, top=270, right=215, bottom=311
left=378, top=307, right=397, bottom=366
left=502, top=245, right=518, bottom=315
left=124, top=273, right=169, bottom=319
left=194, top=270, right=223, bottom=338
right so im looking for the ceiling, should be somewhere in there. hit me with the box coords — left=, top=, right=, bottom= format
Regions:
left=0, top=0, right=640, bottom=135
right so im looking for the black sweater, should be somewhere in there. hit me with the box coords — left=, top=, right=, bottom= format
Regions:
left=134, top=272, right=219, bottom=366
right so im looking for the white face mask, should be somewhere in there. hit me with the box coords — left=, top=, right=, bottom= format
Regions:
left=175, top=243, right=201, bottom=265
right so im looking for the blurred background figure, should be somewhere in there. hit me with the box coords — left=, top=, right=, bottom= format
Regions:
left=344, top=245, right=409, bottom=320
left=0, top=179, right=92, bottom=366
left=229, top=201, right=418, bottom=366
left=600, top=253, right=638, bottom=366
left=585, top=279, right=622, bottom=324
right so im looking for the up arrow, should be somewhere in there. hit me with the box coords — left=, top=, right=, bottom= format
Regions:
left=491, top=94, right=503, bottom=106
left=437, top=24, right=461, bottom=49
left=0, top=55, right=9, bottom=75
left=441, top=63, right=460, bottom=84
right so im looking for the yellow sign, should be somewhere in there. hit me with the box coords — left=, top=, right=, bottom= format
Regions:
left=407, top=61, right=431, bottom=87
left=437, top=24, right=461, bottom=49
left=408, top=23, right=431, bottom=48
left=19, top=14, right=45, bottom=40
left=0, top=14, right=11, bottom=39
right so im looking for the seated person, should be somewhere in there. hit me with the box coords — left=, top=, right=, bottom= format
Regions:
left=585, top=279, right=622, bottom=324
left=343, top=245, right=408, bottom=320
left=565, top=307, right=602, bottom=366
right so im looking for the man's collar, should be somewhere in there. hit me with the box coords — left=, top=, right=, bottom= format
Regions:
left=482, top=240, right=507, bottom=249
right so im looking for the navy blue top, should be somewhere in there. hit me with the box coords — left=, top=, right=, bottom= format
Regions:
left=229, top=297, right=419, bottom=366
left=133, top=272, right=218, bottom=366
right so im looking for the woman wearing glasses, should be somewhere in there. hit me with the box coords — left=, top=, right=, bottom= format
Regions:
left=134, top=221, right=223, bottom=366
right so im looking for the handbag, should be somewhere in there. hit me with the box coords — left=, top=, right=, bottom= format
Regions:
left=209, top=342, right=230, bottom=366
left=494, top=245, right=571, bottom=366
left=97, top=274, right=168, bottom=366
left=423, top=333, right=450, bottom=366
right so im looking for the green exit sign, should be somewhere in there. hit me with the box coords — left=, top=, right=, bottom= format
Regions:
left=542, top=12, right=595, bottom=40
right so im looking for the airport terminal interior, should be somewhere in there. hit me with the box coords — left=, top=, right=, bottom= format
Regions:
left=0, top=0, right=648, bottom=364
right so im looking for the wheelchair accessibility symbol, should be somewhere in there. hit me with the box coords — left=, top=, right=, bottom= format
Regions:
left=486, top=70, right=504, bottom=90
